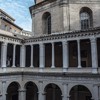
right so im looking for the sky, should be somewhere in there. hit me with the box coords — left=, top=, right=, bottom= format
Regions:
left=0, top=0, right=34, bottom=31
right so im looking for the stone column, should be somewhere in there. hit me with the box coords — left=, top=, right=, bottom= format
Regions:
left=18, top=89, right=26, bottom=100
left=38, top=81, right=46, bottom=100
left=30, top=44, right=34, bottom=67
left=51, top=42, right=55, bottom=68
left=62, top=41, right=69, bottom=72
left=12, top=44, right=16, bottom=67
left=90, top=38, right=98, bottom=73
left=39, top=43, right=45, bottom=71
left=77, top=40, right=82, bottom=68
left=2, top=81, right=6, bottom=100
left=20, top=45, right=26, bottom=67
left=1, top=42, right=7, bottom=67
left=62, top=83, right=69, bottom=100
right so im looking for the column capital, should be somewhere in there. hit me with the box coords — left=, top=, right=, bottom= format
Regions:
left=62, top=40, right=68, bottom=45
left=62, top=82, right=68, bottom=85
left=2, top=42, right=8, bottom=46
left=77, top=39, right=80, bottom=42
left=18, top=89, right=26, bottom=92
left=90, top=38, right=97, bottom=43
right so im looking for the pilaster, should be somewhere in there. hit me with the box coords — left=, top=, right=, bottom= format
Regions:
left=2, top=81, right=6, bottom=100
left=62, top=83, right=69, bottom=100
left=38, top=81, right=46, bottom=100
left=18, top=89, right=26, bottom=100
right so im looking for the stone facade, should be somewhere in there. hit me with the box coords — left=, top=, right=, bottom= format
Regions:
left=0, top=0, right=100, bottom=100
left=30, top=0, right=100, bottom=36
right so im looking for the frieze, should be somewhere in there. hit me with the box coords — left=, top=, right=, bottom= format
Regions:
left=0, top=35, right=22, bottom=44
left=24, top=30, right=100, bottom=44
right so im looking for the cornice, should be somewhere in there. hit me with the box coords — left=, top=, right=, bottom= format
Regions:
left=0, top=71, right=100, bottom=78
left=24, top=28, right=100, bottom=44
left=0, top=33, right=22, bottom=44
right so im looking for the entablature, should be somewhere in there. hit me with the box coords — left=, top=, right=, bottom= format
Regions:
left=24, top=27, right=100, bottom=45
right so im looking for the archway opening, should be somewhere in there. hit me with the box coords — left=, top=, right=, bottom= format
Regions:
left=7, top=82, right=19, bottom=100
left=25, top=82, right=38, bottom=100
left=42, top=12, right=51, bottom=34
left=45, top=83, right=62, bottom=100
left=80, top=7, right=93, bottom=30
left=69, top=85, right=92, bottom=100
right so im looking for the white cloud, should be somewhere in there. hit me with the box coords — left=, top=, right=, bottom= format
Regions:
left=0, top=0, right=34, bottom=31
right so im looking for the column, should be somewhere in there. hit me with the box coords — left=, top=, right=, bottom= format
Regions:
left=90, top=38, right=98, bottom=73
left=2, top=81, right=6, bottom=100
left=77, top=40, right=82, bottom=68
left=12, top=44, right=16, bottom=67
left=38, top=81, right=46, bottom=100
left=18, top=89, right=26, bottom=100
left=30, top=44, right=34, bottom=67
left=39, top=43, right=45, bottom=71
left=51, top=42, right=55, bottom=68
left=62, top=41, right=69, bottom=72
left=20, top=45, right=26, bottom=67
left=1, top=42, right=7, bottom=67
left=62, top=83, right=69, bottom=100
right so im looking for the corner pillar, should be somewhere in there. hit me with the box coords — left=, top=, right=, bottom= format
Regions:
left=90, top=38, right=98, bottom=73
left=1, top=42, right=7, bottom=67
left=62, top=41, right=69, bottom=72
left=18, top=89, right=26, bottom=100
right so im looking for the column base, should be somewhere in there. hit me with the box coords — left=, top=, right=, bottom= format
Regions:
left=39, top=68, right=44, bottom=72
left=12, top=65, right=16, bottom=67
left=51, top=66, right=55, bottom=69
left=78, top=66, right=82, bottom=69
left=30, top=66, right=34, bottom=68
left=63, top=68, right=68, bottom=72
left=1, top=65, right=6, bottom=68
left=92, top=68, right=98, bottom=74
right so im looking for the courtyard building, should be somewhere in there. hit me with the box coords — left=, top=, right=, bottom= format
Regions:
left=0, top=0, right=100, bottom=100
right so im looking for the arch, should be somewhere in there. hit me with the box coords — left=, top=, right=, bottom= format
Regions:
left=80, top=7, right=93, bottom=30
left=42, top=12, right=51, bottom=34
left=69, top=85, right=92, bottom=100
left=25, top=81, right=38, bottom=100
left=44, top=83, right=62, bottom=100
left=6, top=82, right=20, bottom=100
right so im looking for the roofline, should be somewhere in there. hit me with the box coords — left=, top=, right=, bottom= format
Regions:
left=1, top=17, right=23, bottom=30
left=0, top=9, right=15, bottom=21
left=29, top=0, right=56, bottom=16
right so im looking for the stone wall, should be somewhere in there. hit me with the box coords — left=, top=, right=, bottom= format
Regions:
left=31, top=0, right=100, bottom=36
